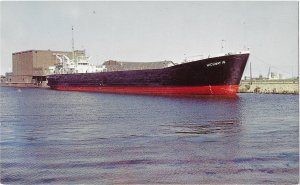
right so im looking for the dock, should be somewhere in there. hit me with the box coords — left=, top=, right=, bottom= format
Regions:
left=238, top=79, right=299, bottom=94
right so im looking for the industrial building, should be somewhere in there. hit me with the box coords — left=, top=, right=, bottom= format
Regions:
left=9, top=49, right=85, bottom=86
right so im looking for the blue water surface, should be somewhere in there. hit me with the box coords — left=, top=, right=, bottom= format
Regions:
left=0, top=87, right=298, bottom=184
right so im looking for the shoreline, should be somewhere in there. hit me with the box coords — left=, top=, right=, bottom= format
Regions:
left=0, top=82, right=49, bottom=89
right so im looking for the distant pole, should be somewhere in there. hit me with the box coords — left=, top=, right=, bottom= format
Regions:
left=72, top=26, right=75, bottom=60
left=250, top=62, right=253, bottom=84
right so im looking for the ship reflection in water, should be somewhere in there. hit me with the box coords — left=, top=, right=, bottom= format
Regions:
left=0, top=87, right=298, bottom=184
left=168, top=119, right=240, bottom=134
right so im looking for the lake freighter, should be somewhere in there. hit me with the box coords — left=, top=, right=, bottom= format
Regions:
left=47, top=51, right=249, bottom=96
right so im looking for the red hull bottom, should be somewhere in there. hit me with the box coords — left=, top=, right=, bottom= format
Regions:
left=52, top=85, right=239, bottom=96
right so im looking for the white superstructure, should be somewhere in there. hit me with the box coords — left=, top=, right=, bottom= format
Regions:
left=48, top=54, right=106, bottom=74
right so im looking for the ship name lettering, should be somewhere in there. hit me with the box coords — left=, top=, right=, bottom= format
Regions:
left=206, top=61, right=226, bottom=67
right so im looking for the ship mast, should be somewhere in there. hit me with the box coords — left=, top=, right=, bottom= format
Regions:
left=221, top=39, right=226, bottom=53
left=72, top=26, right=75, bottom=60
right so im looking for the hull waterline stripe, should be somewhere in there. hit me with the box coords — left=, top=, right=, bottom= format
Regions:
left=51, top=85, right=239, bottom=95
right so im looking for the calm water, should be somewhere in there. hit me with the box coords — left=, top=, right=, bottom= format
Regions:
left=0, top=87, right=298, bottom=184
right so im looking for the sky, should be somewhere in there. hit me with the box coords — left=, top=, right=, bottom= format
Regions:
left=0, top=1, right=298, bottom=78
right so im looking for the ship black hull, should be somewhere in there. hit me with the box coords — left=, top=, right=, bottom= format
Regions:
left=47, top=53, right=249, bottom=95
